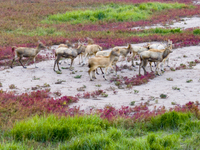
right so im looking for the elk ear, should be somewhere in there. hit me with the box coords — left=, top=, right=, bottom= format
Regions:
left=38, top=40, right=43, bottom=44
left=65, top=40, right=69, bottom=43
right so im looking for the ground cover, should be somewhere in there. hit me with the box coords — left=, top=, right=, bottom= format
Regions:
left=45, top=3, right=186, bottom=24
left=0, top=105, right=200, bottom=149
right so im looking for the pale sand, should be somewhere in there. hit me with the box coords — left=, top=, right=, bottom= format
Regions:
left=132, top=16, right=200, bottom=30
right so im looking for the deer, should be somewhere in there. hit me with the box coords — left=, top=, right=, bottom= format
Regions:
left=10, top=41, right=48, bottom=68
left=139, top=45, right=173, bottom=76
left=53, top=44, right=85, bottom=71
left=88, top=48, right=120, bottom=81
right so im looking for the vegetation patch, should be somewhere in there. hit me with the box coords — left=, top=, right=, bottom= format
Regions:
left=11, top=115, right=110, bottom=142
left=46, top=3, right=186, bottom=24
left=2, top=109, right=200, bottom=149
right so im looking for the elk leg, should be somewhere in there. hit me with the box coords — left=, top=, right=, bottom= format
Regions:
left=33, top=57, right=38, bottom=68
left=92, top=70, right=96, bottom=79
left=156, top=62, right=161, bottom=75
left=96, top=69, right=99, bottom=75
left=139, top=60, right=143, bottom=75
left=103, top=67, right=108, bottom=80
left=154, top=62, right=156, bottom=67
left=96, top=67, right=104, bottom=75
left=53, top=58, right=57, bottom=71
left=131, top=53, right=136, bottom=67
left=110, top=65, right=117, bottom=75
left=88, top=66, right=96, bottom=81
left=69, top=58, right=74, bottom=71
left=142, top=60, right=148, bottom=75
left=99, top=67, right=104, bottom=74
left=10, top=57, right=16, bottom=68
left=149, top=62, right=153, bottom=72
left=82, top=53, right=88, bottom=66
left=25, top=57, right=32, bottom=66
left=19, top=57, right=26, bottom=68
left=54, top=55, right=61, bottom=71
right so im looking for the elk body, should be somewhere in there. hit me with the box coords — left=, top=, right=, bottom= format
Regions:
left=81, top=44, right=103, bottom=65
left=147, top=39, right=173, bottom=71
left=95, top=44, right=132, bottom=74
left=53, top=44, right=85, bottom=71
left=88, top=48, right=120, bottom=81
left=86, top=37, right=95, bottom=45
left=139, top=45, right=173, bottom=75
left=10, top=41, right=47, bottom=68
left=58, top=40, right=74, bottom=49
left=130, top=45, right=149, bottom=67
left=112, top=44, right=132, bottom=65
left=57, top=40, right=76, bottom=65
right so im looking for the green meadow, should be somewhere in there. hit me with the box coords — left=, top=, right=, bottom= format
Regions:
left=45, top=2, right=186, bottom=24
left=1, top=112, right=200, bottom=149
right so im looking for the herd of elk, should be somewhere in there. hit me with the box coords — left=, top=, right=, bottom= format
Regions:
left=10, top=38, right=173, bottom=81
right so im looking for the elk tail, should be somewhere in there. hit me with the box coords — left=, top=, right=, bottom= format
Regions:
left=12, top=46, right=17, bottom=53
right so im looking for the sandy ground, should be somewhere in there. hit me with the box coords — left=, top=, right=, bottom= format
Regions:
left=0, top=44, right=200, bottom=111
left=132, top=16, right=200, bottom=30
left=0, top=17, right=200, bottom=111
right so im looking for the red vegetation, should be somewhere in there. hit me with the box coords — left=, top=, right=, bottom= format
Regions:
left=0, top=90, right=79, bottom=127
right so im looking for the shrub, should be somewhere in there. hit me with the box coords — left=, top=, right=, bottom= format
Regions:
left=0, top=90, right=79, bottom=126
left=147, top=134, right=178, bottom=149
left=130, top=101, right=135, bottom=106
left=160, top=94, right=167, bottom=99
left=9, top=84, right=17, bottom=89
left=11, top=115, right=110, bottom=142
left=150, top=111, right=191, bottom=130
left=172, top=86, right=180, bottom=90
left=193, top=29, right=200, bottom=35
left=166, top=78, right=173, bottom=81
left=186, top=79, right=193, bottom=83
left=61, top=133, right=111, bottom=150
left=74, top=75, right=82, bottom=79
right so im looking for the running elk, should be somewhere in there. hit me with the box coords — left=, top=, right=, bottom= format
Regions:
left=10, top=41, right=48, bottom=68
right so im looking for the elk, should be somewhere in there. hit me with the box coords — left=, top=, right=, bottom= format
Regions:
left=57, top=40, right=76, bottom=65
left=147, top=39, right=173, bottom=71
left=53, top=44, right=85, bottom=71
left=95, top=44, right=132, bottom=74
left=86, top=37, right=95, bottom=45
left=81, top=44, right=103, bottom=66
left=139, top=45, right=173, bottom=75
left=130, top=45, right=149, bottom=67
left=10, top=41, right=48, bottom=68
left=88, top=48, right=120, bottom=81
left=58, top=40, right=74, bottom=49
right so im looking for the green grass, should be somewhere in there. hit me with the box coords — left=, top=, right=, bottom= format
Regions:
left=10, top=115, right=110, bottom=142
left=45, top=2, right=186, bottom=24
left=149, top=28, right=182, bottom=34
left=193, top=28, right=200, bottom=35
left=0, top=142, right=30, bottom=150
left=0, top=111, right=199, bottom=149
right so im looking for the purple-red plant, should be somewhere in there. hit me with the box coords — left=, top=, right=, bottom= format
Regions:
left=95, top=101, right=200, bottom=122
left=76, top=90, right=107, bottom=99
left=110, top=72, right=156, bottom=88
left=0, top=90, right=79, bottom=127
